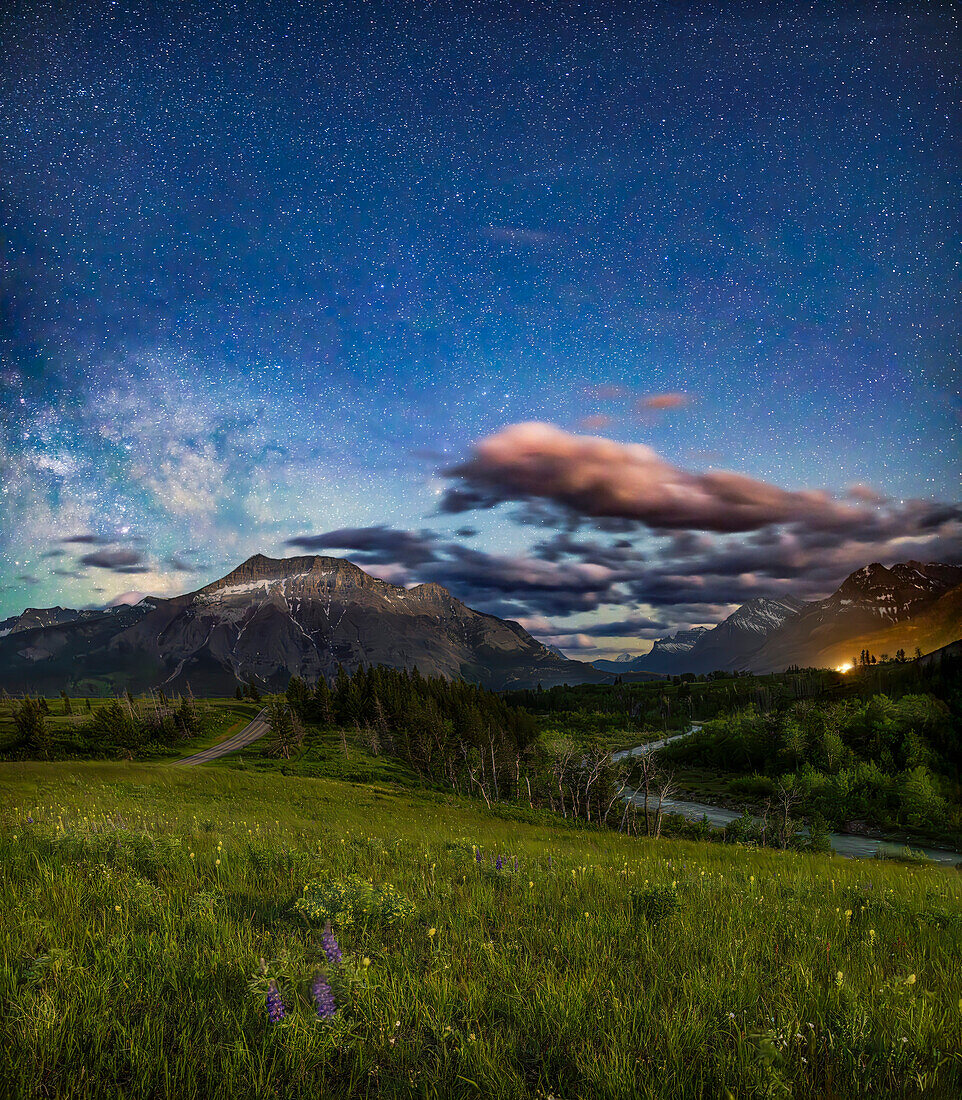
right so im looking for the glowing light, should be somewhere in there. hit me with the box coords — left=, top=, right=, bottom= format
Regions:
left=836, top=663, right=853, bottom=673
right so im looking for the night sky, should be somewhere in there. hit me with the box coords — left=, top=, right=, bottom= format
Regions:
left=1, top=0, right=959, bottom=658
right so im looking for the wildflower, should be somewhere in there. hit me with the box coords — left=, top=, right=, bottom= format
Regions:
left=311, top=973, right=337, bottom=1020
left=428, top=927, right=436, bottom=938
left=835, top=971, right=844, bottom=987
left=475, top=848, right=483, bottom=865
left=495, top=855, right=503, bottom=871
left=905, top=973, right=916, bottom=985
left=362, top=957, right=370, bottom=968
left=215, top=859, right=221, bottom=866
left=265, top=980, right=286, bottom=1024
left=529, top=880, right=534, bottom=888
left=115, top=905, right=122, bottom=912
left=321, top=923, right=343, bottom=967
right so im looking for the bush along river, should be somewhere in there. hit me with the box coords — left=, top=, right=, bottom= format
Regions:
left=612, top=726, right=962, bottom=866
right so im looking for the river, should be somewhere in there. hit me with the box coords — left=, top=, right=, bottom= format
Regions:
left=612, top=725, right=962, bottom=866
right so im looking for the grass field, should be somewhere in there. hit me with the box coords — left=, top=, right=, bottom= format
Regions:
left=1, top=759, right=960, bottom=1099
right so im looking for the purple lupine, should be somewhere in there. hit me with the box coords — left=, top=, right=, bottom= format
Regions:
left=265, top=980, right=286, bottom=1023
left=475, top=848, right=483, bottom=864
left=513, top=857, right=518, bottom=873
left=548, top=855, right=553, bottom=869
left=495, top=855, right=503, bottom=871
left=321, top=923, right=343, bottom=966
left=312, top=973, right=337, bottom=1020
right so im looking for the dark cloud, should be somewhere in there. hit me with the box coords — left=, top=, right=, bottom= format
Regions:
left=285, top=526, right=438, bottom=567
left=569, top=615, right=669, bottom=638
left=16, top=574, right=40, bottom=585
left=441, top=422, right=872, bottom=534
left=79, top=549, right=146, bottom=572
left=455, top=527, right=478, bottom=538
left=62, top=533, right=111, bottom=545
left=166, top=553, right=201, bottom=572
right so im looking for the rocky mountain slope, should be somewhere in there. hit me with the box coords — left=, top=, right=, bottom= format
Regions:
left=0, top=554, right=613, bottom=694
left=748, top=562, right=962, bottom=671
left=0, top=606, right=98, bottom=638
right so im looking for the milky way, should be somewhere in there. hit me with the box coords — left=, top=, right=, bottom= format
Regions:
left=1, top=1, right=958, bottom=657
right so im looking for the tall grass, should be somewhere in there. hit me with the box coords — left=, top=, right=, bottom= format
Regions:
left=1, top=761, right=960, bottom=1098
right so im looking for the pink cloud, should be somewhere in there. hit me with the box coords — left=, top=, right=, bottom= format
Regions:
left=637, top=392, right=690, bottom=411
left=442, top=421, right=869, bottom=534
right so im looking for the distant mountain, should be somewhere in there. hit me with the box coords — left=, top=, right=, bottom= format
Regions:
left=595, top=626, right=711, bottom=675
left=0, top=606, right=98, bottom=638
left=680, top=596, right=807, bottom=673
left=749, top=563, right=962, bottom=671
left=0, top=554, right=614, bottom=695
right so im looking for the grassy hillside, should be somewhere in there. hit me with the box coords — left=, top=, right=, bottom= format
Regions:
left=0, top=696, right=261, bottom=758
left=1, top=761, right=960, bottom=1099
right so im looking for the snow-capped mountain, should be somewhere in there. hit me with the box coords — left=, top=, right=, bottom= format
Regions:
left=676, top=597, right=806, bottom=673
left=593, top=626, right=710, bottom=674
left=748, top=561, right=962, bottom=671
left=0, top=554, right=612, bottom=694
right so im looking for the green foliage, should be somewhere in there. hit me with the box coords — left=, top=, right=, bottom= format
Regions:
left=664, top=691, right=960, bottom=840
left=294, top=874, right=415, bottom=930
left=12, top=698, right=50, bottom=758
left=631, top=883, right=679, bottom=925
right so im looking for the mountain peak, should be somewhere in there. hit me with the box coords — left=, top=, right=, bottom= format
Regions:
left=202, top=553, right=375, bottom=596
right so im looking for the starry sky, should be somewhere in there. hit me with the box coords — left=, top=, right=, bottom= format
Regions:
left=1, top=0, right=959, bottom=658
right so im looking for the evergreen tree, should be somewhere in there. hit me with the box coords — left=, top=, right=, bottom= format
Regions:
left=13, top=697, right=51, bottom=758
left=266, top=696, right=303, bottom=759
left=60, top=690, right=73, bottom=716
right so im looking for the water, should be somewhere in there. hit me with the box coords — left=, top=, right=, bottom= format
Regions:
left=614, top=726, right=962, bottom=866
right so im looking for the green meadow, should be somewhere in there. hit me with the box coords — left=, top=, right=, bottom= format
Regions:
left=1, top=758, right=960, bottom=1099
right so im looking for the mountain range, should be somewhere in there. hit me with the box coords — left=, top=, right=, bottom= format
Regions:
left=595, top=562, right=962, bottom=676
left=0, top=556, right=958, bottom=695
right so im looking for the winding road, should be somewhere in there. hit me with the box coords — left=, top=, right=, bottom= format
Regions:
left=172, top=708, right=269, bottom=766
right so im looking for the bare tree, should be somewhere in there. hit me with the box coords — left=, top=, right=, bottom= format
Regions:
left=653, top=769, right=677, bottom=839
left=775, top=779, right=803, bottom=849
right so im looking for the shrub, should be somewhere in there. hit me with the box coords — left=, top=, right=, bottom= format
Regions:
left=630, top=883, right=679, bottom=926
left=294, top=874, right=415, bottom=929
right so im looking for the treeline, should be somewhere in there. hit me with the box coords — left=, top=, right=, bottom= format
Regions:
left=663, top=693, right=959, bottom=837
left=276, top=666, right=539, bottom=802
left=506, top=668, right=837, bottom=731
left=271, top=667, right=646, bottom=828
